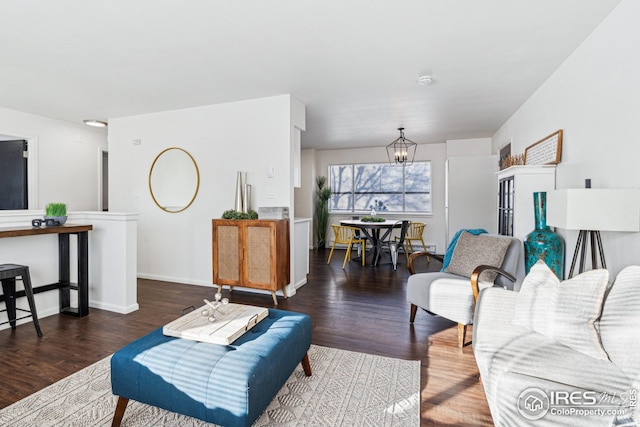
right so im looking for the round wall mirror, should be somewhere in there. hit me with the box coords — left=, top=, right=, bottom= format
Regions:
left=149, top=147, right=200, bottom=213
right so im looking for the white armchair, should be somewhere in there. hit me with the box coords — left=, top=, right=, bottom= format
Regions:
left=406, top=232, right=521, bottom=347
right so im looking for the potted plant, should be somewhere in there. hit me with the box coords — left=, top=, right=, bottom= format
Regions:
left=45, top=202, right=68, bottom=226
left=314, top=176, right=332, bottom=249
left=221, top=209, right=258, bottom=220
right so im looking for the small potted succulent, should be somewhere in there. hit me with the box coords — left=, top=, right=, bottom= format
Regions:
left=45, top=202, right=68, bottom=226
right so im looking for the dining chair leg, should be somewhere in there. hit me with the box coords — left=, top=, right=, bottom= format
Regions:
left=390, top=244, right=398, bottom=270
left=327, top=242, right=336, bottom=264
left=407, top=240, right=414, bottom=253
left=361, top=241, right=366, bottom=266
left=342, top=244, right=351, bottom=269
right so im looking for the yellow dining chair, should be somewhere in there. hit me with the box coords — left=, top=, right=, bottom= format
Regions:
left=401, top=222, right=428, bottom=259
left=327, top=225, right=366, bottom=269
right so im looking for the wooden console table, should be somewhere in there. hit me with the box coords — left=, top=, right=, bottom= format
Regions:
left=0, top=224, right=93, bottom=317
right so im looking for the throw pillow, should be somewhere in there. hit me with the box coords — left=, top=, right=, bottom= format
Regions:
left=512, top=260, right=610, bottom=361
left=440, top=228, right=488, bottom=271
left=444, top=231, right=511, bottom=282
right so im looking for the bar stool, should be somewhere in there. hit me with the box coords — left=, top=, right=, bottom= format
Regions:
left=0, top=264, right=43, bottom=337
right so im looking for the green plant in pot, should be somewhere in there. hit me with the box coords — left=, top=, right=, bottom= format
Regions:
left=314, top=176, right=332, bottom=249
left=221, top=209, right=258, bottom=220
left=45, top=202, right=68, bottom=226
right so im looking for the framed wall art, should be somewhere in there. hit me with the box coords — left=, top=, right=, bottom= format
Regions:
left=524, top=130, right=563, bottom=165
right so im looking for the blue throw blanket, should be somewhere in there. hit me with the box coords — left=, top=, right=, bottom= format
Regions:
left=441, top=228, right=488, bottom=271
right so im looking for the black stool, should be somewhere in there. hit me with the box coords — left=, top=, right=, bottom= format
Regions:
left=0, top=264, right=43, bottom=337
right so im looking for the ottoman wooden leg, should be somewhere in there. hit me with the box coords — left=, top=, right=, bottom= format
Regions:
left=301, top=353, right=312, bottom=376
left=111, top=396, right=129, bottom=427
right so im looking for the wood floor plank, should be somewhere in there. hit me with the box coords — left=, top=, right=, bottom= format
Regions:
left=0, top=248, right=493, bottom=426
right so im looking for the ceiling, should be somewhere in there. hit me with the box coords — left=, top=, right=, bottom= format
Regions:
left=0, top=0, right=622, bottom=150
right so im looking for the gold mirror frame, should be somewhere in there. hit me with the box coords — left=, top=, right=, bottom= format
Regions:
left=148, top=147, right=200, bottom=213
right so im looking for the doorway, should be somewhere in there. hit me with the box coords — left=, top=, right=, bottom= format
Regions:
left=0, top=140, right=28, bottom=210
left=100, top=149, right=109, bottom=211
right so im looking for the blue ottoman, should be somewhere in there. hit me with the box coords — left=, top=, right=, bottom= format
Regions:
left=110, top=309, right=312, bottom=427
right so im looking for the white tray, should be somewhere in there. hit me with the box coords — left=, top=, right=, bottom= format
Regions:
left=163, top=303, right=268, bottom=345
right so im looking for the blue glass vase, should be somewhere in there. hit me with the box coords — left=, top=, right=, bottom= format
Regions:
left=524, top=192, right=565, bottom=279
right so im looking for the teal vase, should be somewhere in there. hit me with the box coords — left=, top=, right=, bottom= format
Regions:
left=524, top=192, right=565, bottom=279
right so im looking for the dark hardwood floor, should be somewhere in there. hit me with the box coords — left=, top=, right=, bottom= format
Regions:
left=0, top=248, right=493, bottom=426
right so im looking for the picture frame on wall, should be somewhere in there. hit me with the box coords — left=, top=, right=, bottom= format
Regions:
left=524, top=130, right=563, bottom=165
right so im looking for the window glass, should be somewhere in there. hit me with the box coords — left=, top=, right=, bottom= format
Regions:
left=328, top=161, right=431, bottom=213
left=329, top=165, right=353, bottom=211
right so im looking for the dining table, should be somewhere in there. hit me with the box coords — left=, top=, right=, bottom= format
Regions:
left=339, top=219, right=403, bottom=266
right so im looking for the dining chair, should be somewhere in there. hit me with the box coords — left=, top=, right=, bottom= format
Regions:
left=351, top=216, right=363, bottom=257
left=401, top=222, right=428, bottom=255
left=377, top=220, right=410, bottom=270
left=327, top=224, right=366, bottom=269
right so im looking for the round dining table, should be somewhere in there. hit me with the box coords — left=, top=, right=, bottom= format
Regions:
left=339, top=219, right=403, bottom=266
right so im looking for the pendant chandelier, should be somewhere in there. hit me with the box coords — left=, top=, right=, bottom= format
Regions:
left=386, top=127, right=417, bottom=165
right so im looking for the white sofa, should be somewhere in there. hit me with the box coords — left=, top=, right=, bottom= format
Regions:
left=473, top=263, right=640, bottom=427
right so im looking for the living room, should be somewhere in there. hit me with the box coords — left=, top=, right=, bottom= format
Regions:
left=1, top=1, right=639, bottom=426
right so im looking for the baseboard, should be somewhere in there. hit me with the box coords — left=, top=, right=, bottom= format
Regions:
left=89, top=301, right=139, bottom=314
left=137, top=273, right=212, bottom=287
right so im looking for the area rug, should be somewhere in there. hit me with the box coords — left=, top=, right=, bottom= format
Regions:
left=0, top=344, right=420, bottom=426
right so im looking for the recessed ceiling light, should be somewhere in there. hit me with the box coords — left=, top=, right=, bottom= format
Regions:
left=83, top=119, right=108, bottom=127
left=417, top=75, right=432, bottom=86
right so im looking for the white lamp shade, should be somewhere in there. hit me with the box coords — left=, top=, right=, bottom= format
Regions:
left=547, top=189, right=640, bottom=232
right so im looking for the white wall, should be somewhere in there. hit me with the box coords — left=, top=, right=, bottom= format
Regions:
left=0, top=107, right=107, bottom=210
left=108, top=95, right=303, bottom=289
left=295, top=148, right=316, bottom=248
left=312, top=139, right=497, bottom=253
left=492, top=0, right=639, bottom=277
left=446, top=138, right=492, bottom=157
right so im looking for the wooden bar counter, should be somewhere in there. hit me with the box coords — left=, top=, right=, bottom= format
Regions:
left=0, top=224, right=93, bottom=317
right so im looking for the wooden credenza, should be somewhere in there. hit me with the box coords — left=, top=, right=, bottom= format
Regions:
left=212, top=219, right=290, bottom=305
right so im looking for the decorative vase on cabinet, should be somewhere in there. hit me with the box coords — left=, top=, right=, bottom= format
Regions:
left=524, top=192, right=565, bottom=279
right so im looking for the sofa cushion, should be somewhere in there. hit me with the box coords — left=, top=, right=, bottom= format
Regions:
left=474, top=288, right=635, bottom=426
left=600, top=266, right=640, bottom=386
left=407, top=272, right=494, bottom=325
left=444, top=232, right=511, bottom=282
left=511, top=260, right=610, bottom=360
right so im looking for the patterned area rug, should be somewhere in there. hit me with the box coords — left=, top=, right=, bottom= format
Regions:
left=0, top=344, right=420, bottom=426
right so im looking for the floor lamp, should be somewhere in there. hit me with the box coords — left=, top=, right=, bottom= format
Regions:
left=547, top=189, right=640, bottom=278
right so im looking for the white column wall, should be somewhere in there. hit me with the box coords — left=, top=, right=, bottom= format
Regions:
left=108, top=95, right=299, bottom=290
left=295, top=149, right=316, bottom=247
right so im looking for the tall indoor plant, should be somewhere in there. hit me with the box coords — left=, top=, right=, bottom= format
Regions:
left=314, top=176, right=332, bottom=249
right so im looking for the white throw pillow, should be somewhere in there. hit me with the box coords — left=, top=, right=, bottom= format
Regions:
left=512, top=260, right=610, bottom=361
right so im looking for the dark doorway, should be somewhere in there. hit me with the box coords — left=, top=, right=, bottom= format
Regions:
left=0, top=140, right=28, bottom=210
left=102, top=150, right=109, bottom=211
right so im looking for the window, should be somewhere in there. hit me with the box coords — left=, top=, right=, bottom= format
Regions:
left=328, top=162, right=431, bottom=213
